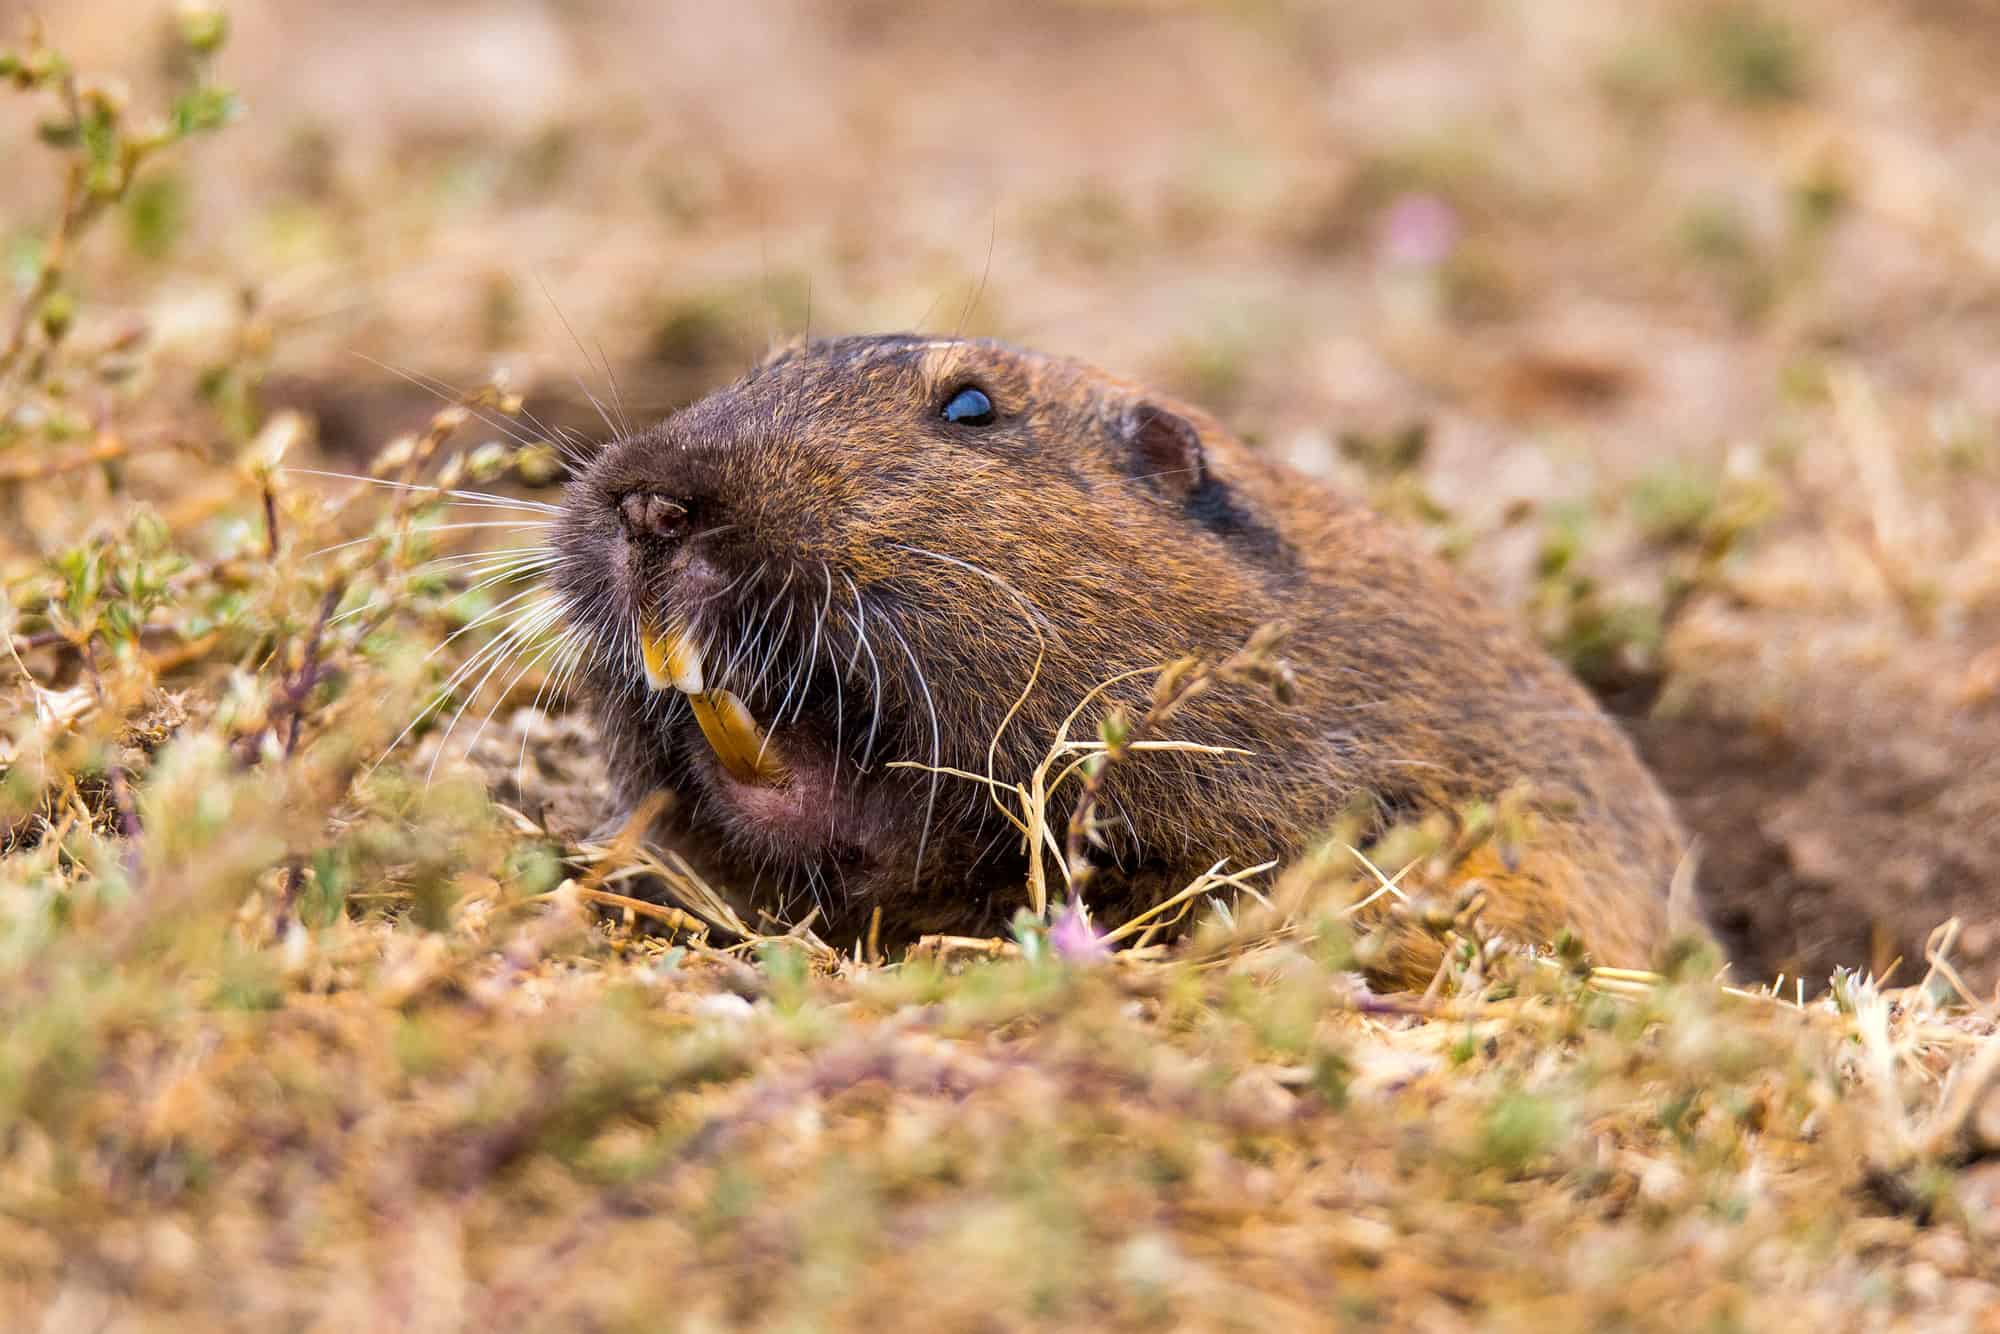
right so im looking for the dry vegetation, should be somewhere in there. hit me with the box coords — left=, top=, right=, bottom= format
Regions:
left=5, top=1, right=2000, bottom=1329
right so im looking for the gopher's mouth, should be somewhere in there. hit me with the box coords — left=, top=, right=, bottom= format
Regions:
left=637, top=615, right=883, bottom=867
left=638, top=616, right=791, bottom=788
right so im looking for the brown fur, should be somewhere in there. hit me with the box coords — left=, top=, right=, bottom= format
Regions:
left=550, top=335, right=1694, bottom=985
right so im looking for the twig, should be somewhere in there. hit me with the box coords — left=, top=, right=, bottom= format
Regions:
left=282, top=583, right=345, bottom=759
left=0, top=158, right=81, bottom=388
left=1063, top=622, right=1293, bottom=904
left=1915, top=1032, right=2000, bottom=1158
left=264, top=584, right=344, bottom=934
left=532, top=884, right=712, bottom=938
left=0, top=432, right=146, bottom=483
left=106, top=764, right=140, bottom=839
left=262, top=478, right=282, bottom=557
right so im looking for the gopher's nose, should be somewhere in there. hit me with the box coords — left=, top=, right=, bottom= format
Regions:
left=618, top=491, right=689, bottom=542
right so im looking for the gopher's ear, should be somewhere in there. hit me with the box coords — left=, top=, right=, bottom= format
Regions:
left=1120, top=401, right=1205, bottom=503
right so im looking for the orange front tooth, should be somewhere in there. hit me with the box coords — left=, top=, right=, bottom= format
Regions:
left=689, top=688, right=789, bottom=786
left=639, top=618, right=704, bottom=693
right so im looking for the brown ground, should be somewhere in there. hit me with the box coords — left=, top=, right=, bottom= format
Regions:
left=8, top=0, right=2000, bottom=984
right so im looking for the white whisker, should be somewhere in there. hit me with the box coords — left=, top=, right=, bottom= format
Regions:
left=420, top=585, right=558, bottom=668
left=286, top=467, right=562, bottom=514
left=457, top=622, right=574, bottom=781
left=303, top=520, right=553, bottom=561
left=517, top=626, right=587, bottom=792
left=844, top=576, right=885, bottom=772
left=535, top=275, right=626, bottom=443
left=372, top=595, right=552, bottom=768
left=346, top=352, right=580, bottom=463
left=883, top=617, right=942, bottom=889
left=424, top=598, right=567, bottom=782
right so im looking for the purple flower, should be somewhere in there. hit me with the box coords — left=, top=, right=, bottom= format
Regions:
left=1049, top=900, right=1110, bottom=963
left=1379, top=192, right=1460, bottom=268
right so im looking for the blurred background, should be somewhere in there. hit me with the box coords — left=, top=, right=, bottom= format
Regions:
left=6, top=0, right=2000, bottom=986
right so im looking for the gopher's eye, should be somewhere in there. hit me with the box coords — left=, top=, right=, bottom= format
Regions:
left=941, top=385, right=995, bottom=426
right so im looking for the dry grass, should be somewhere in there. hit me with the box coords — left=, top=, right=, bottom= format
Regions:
left=7, top=3, right=2000, bottom=1330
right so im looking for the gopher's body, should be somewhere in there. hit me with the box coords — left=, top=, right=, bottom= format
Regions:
left=551, top=335, right=1692, bottom=984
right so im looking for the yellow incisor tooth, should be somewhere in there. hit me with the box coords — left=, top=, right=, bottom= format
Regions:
left=639, top=618, right=704, bottom=693
left=689, top=689, right=789, bottom=786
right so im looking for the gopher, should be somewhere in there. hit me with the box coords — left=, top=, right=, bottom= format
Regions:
left=549, top=334, right=1693, bottom=983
